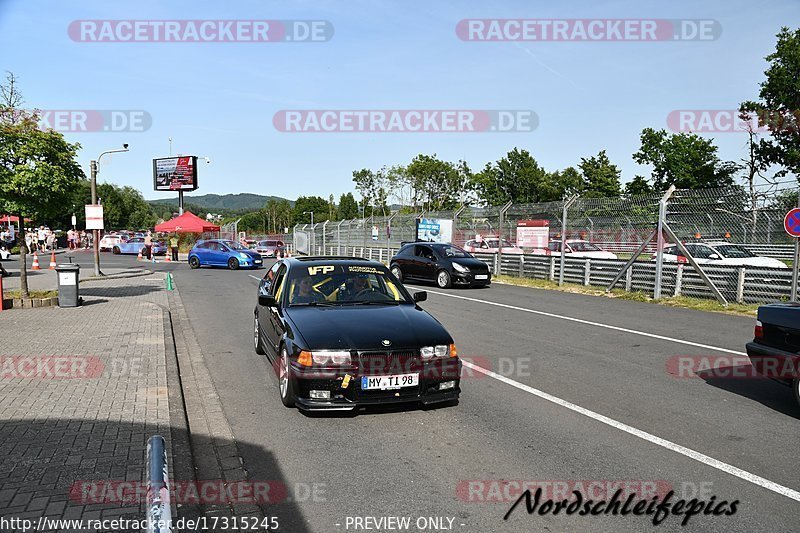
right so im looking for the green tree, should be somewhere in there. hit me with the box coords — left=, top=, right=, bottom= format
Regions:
left=293, top=195, right=330, bottom=224
left=632, top=128, right=739, bottom=190
left=337, top=192, right=359, bottom=219
left=0, top=73, right=85, bottom=295
left=539, top=167, right=584, bottom=202
left=740, top=27, right=800, bottom=179
left=405, top=154, right=464, bottom=211
left=471, top=148, right=548, bottom=205
left=624, top=175, right=654, bottom=197
left=578, top=150, right=622, bottom=197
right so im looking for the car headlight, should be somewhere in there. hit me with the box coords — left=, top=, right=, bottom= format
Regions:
left=311, top=350, right=351, bottom=365
left=239, top=252, right=250, bottom=259
left=452, top=263, right=469, bottom=273
left=421, top=345, right=455, bottom=359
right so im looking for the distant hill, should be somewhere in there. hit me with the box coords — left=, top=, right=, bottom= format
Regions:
left=148, top=193, right=292, bottom=212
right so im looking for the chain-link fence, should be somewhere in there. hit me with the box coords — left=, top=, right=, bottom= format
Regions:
left=294, top=186, right=800, bottom=305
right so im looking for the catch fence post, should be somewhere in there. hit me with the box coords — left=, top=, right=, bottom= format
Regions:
left=558, top=195, right=579, bottom=286
left=654, top=186, right=676, bottom=299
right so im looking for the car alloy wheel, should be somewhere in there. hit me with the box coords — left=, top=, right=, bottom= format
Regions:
left=189, top=256, right=200, bottom=269
left=437, top=270, right=451, bottom=288
left=254, top=315, right=266, bottom=355
left=228, top=257, right=239, bottom=270
left=391, top=265, right=403, bottom=282
left=279, top=347, right=295, bottom=407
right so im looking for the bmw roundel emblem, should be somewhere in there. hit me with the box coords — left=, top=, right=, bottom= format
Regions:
left=381, top=339, right=392, bottom=347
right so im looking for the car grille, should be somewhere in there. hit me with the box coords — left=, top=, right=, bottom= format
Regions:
left=356, top=350, right=421, bottom=375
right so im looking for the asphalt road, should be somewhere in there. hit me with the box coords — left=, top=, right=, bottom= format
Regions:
left=56, top=252, right=800, bottom=532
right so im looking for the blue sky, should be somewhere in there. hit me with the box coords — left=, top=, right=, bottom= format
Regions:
left=1, top=0, right=797, bottom=202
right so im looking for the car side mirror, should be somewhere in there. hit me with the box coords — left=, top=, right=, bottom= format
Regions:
left=413, top=291, right=427, bottom=303
left=259, top=294, right=277, bottom=307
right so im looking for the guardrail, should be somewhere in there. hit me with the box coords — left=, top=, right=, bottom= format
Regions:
left=146, top=435, right=172, bottom=533
left=310, top=245, right=795, bottom=304
left=474, top=252, right=794, bottom=304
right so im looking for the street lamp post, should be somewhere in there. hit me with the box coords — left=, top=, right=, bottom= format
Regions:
left=91, top=145, right=130, bottom=276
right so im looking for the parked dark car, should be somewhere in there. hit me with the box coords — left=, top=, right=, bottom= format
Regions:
left=253, top=257, right=461, bottom=411
left=389, top=242, right=491, bottom=288
left=745, top=303, right=800, bottom=408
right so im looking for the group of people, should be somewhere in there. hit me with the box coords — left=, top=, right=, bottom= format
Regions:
left=23, top=226, right=58, bottom=253
left=66, top=228, right=92, bottom=250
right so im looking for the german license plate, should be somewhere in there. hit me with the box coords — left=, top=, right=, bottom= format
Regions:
left=255, top=259, right=262, bottom=264
left=474, top=274, right=488, bottom=280
left=361, top=373, right=419, bottom=390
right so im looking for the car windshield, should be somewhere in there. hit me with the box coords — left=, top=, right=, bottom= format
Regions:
left=436, top=245, right=471, bottom=258
left=569, top=241, right=601, bottom=252
left=286, top=264, right=409, bottom=306
left=487, top=239, right=514, bottom=248
left=714, top=244, right=757, bottom=258
left=222, top=240, right=247, bottom=251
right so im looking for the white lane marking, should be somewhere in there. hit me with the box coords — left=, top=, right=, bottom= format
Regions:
left=249, top=274, right=261, bottom=281
left=462, top=360, right=800, bottom=502
left=426, top=289, right=746, bottom=355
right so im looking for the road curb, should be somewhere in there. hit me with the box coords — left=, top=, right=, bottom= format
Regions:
left=167, top=279, right=263, bottom=519
left=80, top=269, right=153, bottom=282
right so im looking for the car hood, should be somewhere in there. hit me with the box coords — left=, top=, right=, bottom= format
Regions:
left=451, top=257, right=491, bottom=270
left=238, top=250, right=262, bottom=260
left=572, top=251, right=618, bottom=260
left=285, top=304, right=452, bottom=351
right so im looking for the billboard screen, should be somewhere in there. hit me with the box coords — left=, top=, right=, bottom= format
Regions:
left=415, top=218, right=453, bottom=244
left=153, top=156, right=198, bottom=191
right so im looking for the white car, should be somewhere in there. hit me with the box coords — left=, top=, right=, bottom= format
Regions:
left=98, top=233, right=127, bottom=251
left=463, top=237, right=524, bottom=255
left=653, top=242, right=788, bottom=269
left=533, top=239, right=619, bottom=259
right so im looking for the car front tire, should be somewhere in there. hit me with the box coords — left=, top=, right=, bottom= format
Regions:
left=228, top=257, right=240, bottom=270
left=189, top=256, right=200, bottom=269
left=390, top=264, right=403, bottom=282
left=436, top=269, right=452, bottom=289
left=279, top=347, right=295, bottom=407
left=112, top=246, right=120, bottom=254
left=254, top=314, right=266, bottom=355
left=794, top=377, right=800, bottom=409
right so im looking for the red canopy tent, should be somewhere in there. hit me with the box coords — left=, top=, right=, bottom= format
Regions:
left=154, top=211, right=220, bottom=234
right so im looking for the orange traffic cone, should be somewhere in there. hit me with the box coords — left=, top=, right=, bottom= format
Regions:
left=31, top=251, right=40, bottom=270
left=165, top=253, right=171, bottom=262
left=137, top=249, right=143, bottom=260
left=49, top=252, right=57, bottom=269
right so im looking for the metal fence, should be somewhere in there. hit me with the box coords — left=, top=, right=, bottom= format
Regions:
left=295, top=186, right=800, bottom=305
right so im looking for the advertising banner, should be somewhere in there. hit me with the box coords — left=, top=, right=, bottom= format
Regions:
left=416, top=218, right=453, bottom=243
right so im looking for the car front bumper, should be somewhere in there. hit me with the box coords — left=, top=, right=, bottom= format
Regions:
left=452, top=270, right=491, bottom=286
left=289, top=357, right=462, bottom=411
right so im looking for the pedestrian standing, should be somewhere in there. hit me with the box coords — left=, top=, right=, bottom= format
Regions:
left=46, top=230, right=55, bottom=251
left=37, top=226, right=46, bottom=252
left=169, top=233, right=179, bottom=262
left=144, top=231, right=153, bottom=259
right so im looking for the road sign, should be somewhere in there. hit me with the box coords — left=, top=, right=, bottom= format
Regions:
left=785, top=208, right=800, bottom=238
left=84, top=204, right=104, bottom=230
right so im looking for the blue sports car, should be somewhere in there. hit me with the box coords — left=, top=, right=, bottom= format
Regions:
left=188, top=239, right=263, bottom=270
left=112, top=237, right=166, bottom=256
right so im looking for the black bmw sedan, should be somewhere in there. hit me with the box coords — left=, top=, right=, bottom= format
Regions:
left=253, top=257, right=461, bottom=411
left=389, top=242, right=492, bottom=288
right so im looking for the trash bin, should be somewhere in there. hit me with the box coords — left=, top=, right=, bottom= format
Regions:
left=55, top=263, right=80, bottom=307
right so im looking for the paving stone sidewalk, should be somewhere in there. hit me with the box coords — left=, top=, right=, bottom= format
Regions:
left=0, top=275, right=172, bottom=531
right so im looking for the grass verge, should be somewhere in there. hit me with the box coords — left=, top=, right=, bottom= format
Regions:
left=493, top=275, right=760, bottom=317
left=3, top=289, right=59, bottom=299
